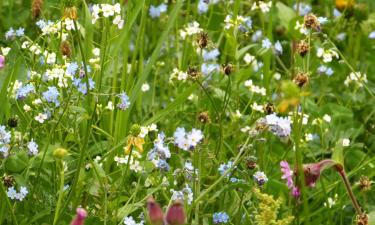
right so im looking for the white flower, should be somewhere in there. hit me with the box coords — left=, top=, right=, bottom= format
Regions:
left=261, top=38, right=272, bottom=49
left=243, top=53, right=255, bottom=64
left=344, top=72, right=367, bottom=87
left=244, top=79, right=266, bottom=96
left=323, top=114, right=331, bottom=123
left=342, top=138, right=350, bottom=147
left=274, top=40, right=283, bottom=55
left=23, top=104, right=31, bottom=112
left=369, top=31, right=375, bottom=39
left=141, top=83, right=150, bottom=92
left=202, top=49, right=220, bottom=61
left=198, top=0, right=209, bottom=14
left=251, top=102, right=264, bottom=112
left=1, top=47, right=11, bottom=56
left=27, top=139, right=38, bottom=155
left=35, top=113, right=48, bottom=123
left=113, top=15, right=124, bottom=29
left=316, top=48, right=339, bottom=63
left=102, top=4, right=115, bottom=17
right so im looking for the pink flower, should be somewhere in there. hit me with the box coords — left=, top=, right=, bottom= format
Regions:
left=280, top=161, right=300, bottom=198
left=303, top=159, right=336, bottom=187
left=147, top=197, right=164, bottom=225
left=280, top=161, right=294, bottom=188
left=165, top=201, right=186, bottom=225
left=70, top=208, right=87, bottom=225
left=0, top=55, right=5, bottom=69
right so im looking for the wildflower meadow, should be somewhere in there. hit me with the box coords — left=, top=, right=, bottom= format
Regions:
left=1, top=0, right=375, bottom=224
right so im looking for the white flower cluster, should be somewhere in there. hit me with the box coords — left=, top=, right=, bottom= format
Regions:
left=224, top=15, right=252, bottom=31
left=123, top=216, right=144, bottom=225
left=21, top=41, right=43, bottom=55
left=251, top=1, right=272, bottom=13
left=173, top=127, right=204, bottom=151
left=344, top=72, right=368, bottom=87
left=0, top=125, right=11, bottom=157
left=169, top=68, right=188, bottom=83
left=243, top=53, right=263, bottom=72
left=170, top=184, right=193, bottom=205
left=91, top=3, right=124, bottom=29
left=114, top=151, right=143, bottom=173
left=139, top=124, right=158, bottom=138
left=7, top=186, right=28, bottom=201
left=179, top=21, right=203, bottom=39
left=265, top=114, right=292, bottom=138
left=244, top=80, right=266, bottom=96
left=316, top=48, right=339, bottom=63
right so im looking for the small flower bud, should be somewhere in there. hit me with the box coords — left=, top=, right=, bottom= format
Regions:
left=304, top=13, right=320, bottom=31
left=70, top=208, right=87, bottom=225
left=359, top=176, right=372, bottom=192
left=2, top=175, right=15, bottom=188
left=165, top=201, right=186, bottom=225
left=293, top=72, right=309, bottom=88
left=64, top=6, right=78, bottom=20
left=263, top=103, right=275, bottom=115
left=222, top=64, right=233, bottom=76
left=356, top=213, right=368, bottom=225
left=198, top=111, right=210, bottom=124
left=60, top=41, right=72, bottom=58
left=31, top=0, right=43, bottom=20
left=296, top=40, right=310, bottom=57
left=129, top=124, right=141, bottom=137
left=245, top=156, right=257, bottom=170
left=7, top=117, right=18, bottom=128
left=187, top=66, right=200, bottom=80
left=147, top=197, right=164, bottom=225
left=53, top=147, right=68, bottom=159
left=197, top=32, right=209, bottom=49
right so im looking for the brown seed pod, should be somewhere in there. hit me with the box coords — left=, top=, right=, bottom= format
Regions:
left=293, top=72, right=309, bottom=88
left=60, top=41, right=72, bottom=58
left=2, top=175, right=15, bottom=188
left=197, top=32, right=209, bottom=49
left=296, top=40, right=310, bottom=57
left=31, top=0, right=43, bottom=20
left=263, top=103, right=275, bottom=115
left=304, top=13, right=320, bottom=31
left=222, top=64, right=233, bottom=76
left=359, top=176, right=372, bottom=192
left=198, top=111, right=210, bottom=124
left=187, top=66, right=200, bottom=80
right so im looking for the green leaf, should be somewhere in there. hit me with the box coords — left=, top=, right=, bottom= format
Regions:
left=5, top=151, right=29, bottom=173
left=275, top=2, right=296, bottom=29
left=332, top=139, right=344, bottom=166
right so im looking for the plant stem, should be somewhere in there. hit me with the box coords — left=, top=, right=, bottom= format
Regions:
left=338, top=169, right=362, bottom=215
left=53, top=160, right=65, bottom=225
left=0, top=183, right=18, bottom=225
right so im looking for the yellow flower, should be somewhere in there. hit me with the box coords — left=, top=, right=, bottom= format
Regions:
left=124, top=136, right=145, bottom=155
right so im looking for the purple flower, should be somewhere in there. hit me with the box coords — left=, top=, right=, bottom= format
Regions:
left=0, top=55, right=5, bottom=69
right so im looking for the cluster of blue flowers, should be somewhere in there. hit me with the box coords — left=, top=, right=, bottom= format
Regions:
left=42, top=86, right=60, bottom=106
left=16, top=83, right=35, bottom=100
left=213, top=212, right=230, bottom=224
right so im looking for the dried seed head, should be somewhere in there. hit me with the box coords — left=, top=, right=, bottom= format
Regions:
left=359, top=176, right=372, bottom=192
left=304, top=13, right=321, bottom=31
left=187, top=66, right=201, bottom=80
left=296, top=40, right=310, bottom=57
left=198, top=111, right=210, bottom=124
left=64, top=6, right=78, bottom=20
left=222, top=64, right=233, bottom=76
left=7, top=117, right=18, bottom=128
left=31, top=0, right=43, bottom=20
left=356, top=213, right=368, bottom=225
left=263, top=103, right=275, bottom=115
left=2, top=175, right=15, bottom=188
left=293, top=72, right=309, bottom=88
left=197, top=32, right=209, bottom=49
left=60, top=41, right=72, bottom=58
left=246, top=156, right=257, bottom=170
